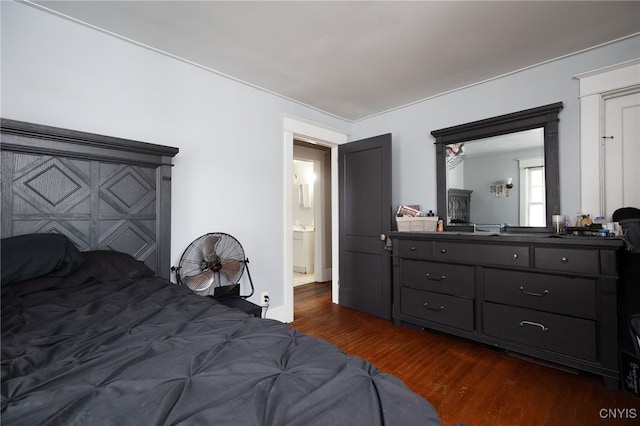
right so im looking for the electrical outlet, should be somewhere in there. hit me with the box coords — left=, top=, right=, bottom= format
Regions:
left=261, top=291, right=270, bottom=306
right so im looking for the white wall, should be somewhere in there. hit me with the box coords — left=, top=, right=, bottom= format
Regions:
left=0, top=1, right=351, bottom=315
left=352, top=35, right=640, bottom=221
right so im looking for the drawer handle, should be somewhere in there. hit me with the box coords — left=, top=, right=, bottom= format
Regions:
left=512, top=254, right=519, bottom=260
left=519, top=286, right=549, bottom=297
left=410, top=246, right=417, bottom=251
left=519, top=320, right=549, bottom=332
left=426, top=273, right=447, bottom=281
left=561, top=256, right=569, bottom=263
left=440, top=249, right=447, bottom=254
left=423, top=302, right=445, bottom=312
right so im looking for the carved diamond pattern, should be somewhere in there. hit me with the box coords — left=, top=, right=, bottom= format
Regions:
left=102, top=222, right=155, bottom=259
left=23, top=163, right=83, bottom=207
left=448, top=196, right=471, bottom=222
left=102, top=166, right=154, bottom=212
left=3, top=146, right=166, bottom=277
left=34, top=223, right=88, bottom=250
left=13, top=157, right=90, bottom=215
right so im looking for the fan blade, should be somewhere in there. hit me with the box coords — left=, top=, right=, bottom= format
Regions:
left=184, top=268, right=214, bottom=292
left=220, top=259, right=243, bottom=282
left=201, top=234, right=221, bottom=264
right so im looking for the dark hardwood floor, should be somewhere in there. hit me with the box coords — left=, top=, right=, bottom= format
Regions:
left=290, top=282, right=639, bottom=426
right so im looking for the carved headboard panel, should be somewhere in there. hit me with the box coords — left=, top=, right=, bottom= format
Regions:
left=1, top=119, right=179, bottom=279
left=447, top=188, right=473, bottom=223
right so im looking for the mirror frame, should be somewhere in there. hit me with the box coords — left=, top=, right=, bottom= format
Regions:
left=431, top=102, right=563, bottom=233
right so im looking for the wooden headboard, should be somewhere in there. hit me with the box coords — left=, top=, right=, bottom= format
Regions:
left=1, top=119, right=179, bottom=279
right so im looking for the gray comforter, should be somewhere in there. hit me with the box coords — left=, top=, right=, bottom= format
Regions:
left=2, top=268, right=441, bottom=425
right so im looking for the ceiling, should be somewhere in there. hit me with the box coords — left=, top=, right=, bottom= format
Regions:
left=28, top=1, right=640, bottom=122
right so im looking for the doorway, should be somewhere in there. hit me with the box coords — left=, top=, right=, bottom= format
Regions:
left=293, top=142, right=332, bottom=318
left=293, top=140, right=332, bottom=287
left=282, top=116, right=347, bottom=323
left=292, top=159, right=317, bottom=287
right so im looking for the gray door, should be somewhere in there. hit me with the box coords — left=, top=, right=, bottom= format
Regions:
left=338, top=134, right=392, bottom=319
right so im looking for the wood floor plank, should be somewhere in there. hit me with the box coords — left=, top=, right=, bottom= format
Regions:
left=290, top=282, right=640, bottom=426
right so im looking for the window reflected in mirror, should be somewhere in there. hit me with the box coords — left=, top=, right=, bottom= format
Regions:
left=524, top=162, right=545, bottom=226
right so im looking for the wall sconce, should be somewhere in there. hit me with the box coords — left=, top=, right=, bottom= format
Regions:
left=506, top=177, right=513, bottom=189
left=490, top=178, right=513, bottom=197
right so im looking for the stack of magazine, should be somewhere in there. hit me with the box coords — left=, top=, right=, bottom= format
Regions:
left=396, top=205, right=423, bottom=217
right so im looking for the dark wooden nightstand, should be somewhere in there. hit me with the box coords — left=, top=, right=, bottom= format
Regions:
left=210, top=296, right=262, bottom=318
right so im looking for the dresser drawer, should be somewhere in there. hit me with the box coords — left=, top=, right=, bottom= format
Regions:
left=401, top=287, right=474, bottom=331
left=483, top=302, right=596, bottom=361
left=534, top=247, right=599, bottom=275
left=403, top=259, right=474, bottom=298
left=433, top=241, right=529, bottom=267
left=395, top=239, right=432, bottom=259
left=484, top=269, right=596, bottom=319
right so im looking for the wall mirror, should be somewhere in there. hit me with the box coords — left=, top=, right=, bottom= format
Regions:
left=298, top=183, right=311, bottom=208
left=431, top=102, right=563, bottom=233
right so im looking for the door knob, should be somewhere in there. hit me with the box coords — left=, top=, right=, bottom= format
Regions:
left=382, top=235, right=393, bottom=251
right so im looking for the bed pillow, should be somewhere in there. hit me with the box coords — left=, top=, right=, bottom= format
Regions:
left=68, top=250, right=155, bottom=283
left=1, top=250, right=155, bottom=298
left=1, top=233, right=84, bottom=286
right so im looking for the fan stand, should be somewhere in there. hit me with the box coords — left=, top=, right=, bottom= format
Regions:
left=211, top=258, right=255, bottom=299
left=214, top=294, right=262, bottom=317
left=208, top=259, right=260, bottom=317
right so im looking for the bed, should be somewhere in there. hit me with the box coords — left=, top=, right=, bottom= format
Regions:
left=1, top=119, right=442, bottom=425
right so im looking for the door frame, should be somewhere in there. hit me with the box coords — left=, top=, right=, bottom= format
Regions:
left=574, top=59, right=640, bottom=217
left=283, top=115, right=347, bottom=323
left=602, top=89, right=640, bottom=219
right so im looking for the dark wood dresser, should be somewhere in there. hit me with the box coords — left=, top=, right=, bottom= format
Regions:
left=390, top=231, right=624, bottom=389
